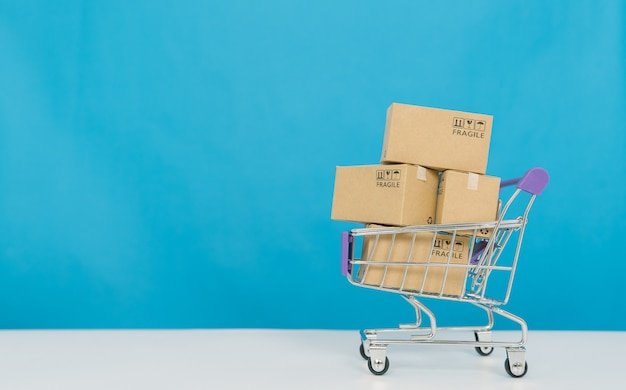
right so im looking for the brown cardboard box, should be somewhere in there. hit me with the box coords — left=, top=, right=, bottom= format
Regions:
left=436, top=170, right=501, bottom=237
left=331, top=164, right=438, bottom=226
left=359, top=226, right=471, bottom=297
left=380, top=103, right=493, bottom=174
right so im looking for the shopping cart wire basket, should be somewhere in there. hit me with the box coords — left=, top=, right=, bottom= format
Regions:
left=340, top=167, right=549, bottom=377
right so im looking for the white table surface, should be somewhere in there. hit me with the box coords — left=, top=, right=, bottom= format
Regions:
left=0, top=328, right=622, bottom=389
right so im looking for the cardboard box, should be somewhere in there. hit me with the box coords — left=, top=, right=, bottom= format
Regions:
left=331, top=164, right=438, bottom=226
left=436, top=170, right=501, bottom=237
left=380, top=103, right=493, bottom=174
left=358, top=226, right=471, bottom=297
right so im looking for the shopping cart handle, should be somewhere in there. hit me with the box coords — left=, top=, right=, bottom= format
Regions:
left=470, top=240, right=488, bottom=265
left=500, top=167, right=549, bottom=196
left=341, top=232, right=352, bottom=276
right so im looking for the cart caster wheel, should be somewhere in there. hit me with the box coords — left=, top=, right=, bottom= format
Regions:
left=359, top=343, right=369, bottom=360
left=367, top=356, right=390, bottom=375
left=474, top=332, right=493, bottom=356
left=504, top=358, right=528, bottom=378
left=475, top=345, right=494, bottom=356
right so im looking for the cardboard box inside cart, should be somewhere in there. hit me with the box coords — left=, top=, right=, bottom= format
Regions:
left=436, top=170, right=501, bottom=238
left=331, top=164, right=438, bottom=226
left=358, top=225, right=471, bottom=297
left=380, top=103, right=493, bottom=174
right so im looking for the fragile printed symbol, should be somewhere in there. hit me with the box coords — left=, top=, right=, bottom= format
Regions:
left=453, top=117, right=486, bottom=131
left=427, top=217, right=433, bottom=224
left=434, top=239, right=464, bottom=251
left=376, top=170, right=401, bottom=180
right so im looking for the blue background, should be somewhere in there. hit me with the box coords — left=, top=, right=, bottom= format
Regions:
left=1, top=1, right=624, bottom=330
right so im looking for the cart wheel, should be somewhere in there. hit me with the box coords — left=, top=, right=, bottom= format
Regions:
left=504, top=358, right=528, bottom=378
left=474, top=332, right=493, bottom=356
left=475, top=345, right=494, bottom=356
left=359, top=343, right=369, bottom=360
left=367, top=356, right=390, bottom=375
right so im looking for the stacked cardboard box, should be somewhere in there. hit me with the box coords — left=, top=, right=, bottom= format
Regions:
left=331, top=102, right=502, bottom=296
left=330, top=164, right=438, bottom=226
left=358, top=225, right=471, bottom=297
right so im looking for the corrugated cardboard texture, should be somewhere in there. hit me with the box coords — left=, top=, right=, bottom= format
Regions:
left=359, top=228, right=471, bottom=297
left=381, top=103, right=493, bottom=174
left=331, top=164, right=438, bottom=226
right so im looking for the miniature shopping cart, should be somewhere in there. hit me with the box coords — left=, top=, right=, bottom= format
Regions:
left=340, top=168, right=549, bottom=377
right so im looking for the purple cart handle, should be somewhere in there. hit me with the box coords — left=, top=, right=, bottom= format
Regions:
left=341, top=232, right=352, bottom=276
left=500, top=167, right=549, bottom=196
left=470, top=240, right=488, bottom=265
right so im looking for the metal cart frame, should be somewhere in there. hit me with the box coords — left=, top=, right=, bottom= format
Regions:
left=340, top=168, right=549, bottom=377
